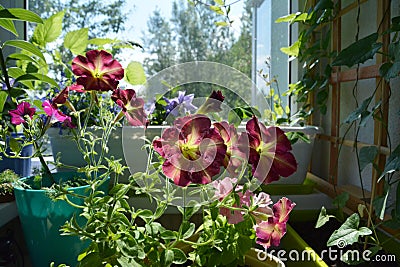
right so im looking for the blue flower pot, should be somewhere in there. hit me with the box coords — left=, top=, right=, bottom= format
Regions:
left=0, top=133, right=33, bottom=177
left=14, top=172, right=110, bottom=267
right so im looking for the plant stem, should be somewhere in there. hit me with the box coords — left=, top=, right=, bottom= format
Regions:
left=0, top=48, right=14, bottom=100
left=32, top=140, right=55, bottom=184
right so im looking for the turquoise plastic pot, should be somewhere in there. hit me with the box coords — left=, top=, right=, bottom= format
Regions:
left=14, top=172, right=110, bottom=267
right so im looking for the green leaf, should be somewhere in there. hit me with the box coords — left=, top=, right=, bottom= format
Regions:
left=9, top=137, right=21, bottom=153
left=0, top=91, right=8, bottom=113
left=32, top=11, right=64, bottom=46
left=0, top=18, right=17, bottom=36
left=396, top=182, right=400, bottom=217
left=373, top=184, right=389, bottom=220
left=14, top=73, right=58, bottom=88
left=214, top=0, right=224, bottom=5
left=332, top=33, right=382, bottom=67
left=161, top=249, right=174, bottom=267
left=89, top=38, right=118, bottom=46
left=125, top=61, right=146, bottom=85
left=275, top=12, right=308, bottom=24
left=359, top=146, right=378, bottom=171
left=171, top=248, right=187, bottom=264
left=6, top=53, right=38, bottom=65
left=209, top=5, right=224, bottom=15
left=181, top=222, right=195, bottom=239
left=379, top=144, right=400, bottom=180
left=7, top=67, right=33, bottom=89
left=64, top=28, right=88, bottom=55
left=327, top=213, right=372, bottom=247
left=316, top=206, right=336, bottom=228
left=0, top=8, right=42, bottom=23
left=280, top=40, right=300, bottom=57
left=343, top=97, right=372, bottom=126
left=379, top=62, right=400, bottom=81
left=214, top=21, right=229, bottom=27
left=333, top=192, right=349, bottom=209
left=3, top=40, right=45, bottom=62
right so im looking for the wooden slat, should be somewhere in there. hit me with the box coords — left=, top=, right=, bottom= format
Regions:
left=337, top=0, right=369, bottom=18
left=317, top=134, right=391, bottom=156
left=330, top=65, right=380, bottom=84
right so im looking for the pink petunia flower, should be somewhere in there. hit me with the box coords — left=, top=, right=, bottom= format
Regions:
left=220, top=189, right=252, bottom=224
left=71, top=50, right=124, bottom=91
left=211, top=177, right=237, bottom=200
left=9, top=102, right=36, bottom=125
left=152, top=114, right=227, bottom=186
left=238, top=117, right=297, bottom=184
left=42, top=100, right=70, bottom=124
left=111, top=88, right=147, bottom=126
left=255, top=197, right=296, bottom=248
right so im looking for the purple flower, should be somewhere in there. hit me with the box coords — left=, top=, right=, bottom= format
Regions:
left=165, top=91, right=197, bottom=117
left=42, top=100, right=70, bottom=124
left=9, top=102, right=36, bottom=125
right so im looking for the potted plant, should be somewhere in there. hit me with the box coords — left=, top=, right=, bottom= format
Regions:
left=55, top=64, right=301, bottom=266
left=0, top=9, right=132, bottom=266
left=0, top=169, right=19, bottom=203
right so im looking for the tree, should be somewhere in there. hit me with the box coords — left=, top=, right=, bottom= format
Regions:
left=29, top=0, right=128, bottom=38
left=142, top=9, right=176, bottom=76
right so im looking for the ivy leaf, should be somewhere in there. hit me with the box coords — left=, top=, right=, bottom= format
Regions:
left=332, top=33, right=382, bottom=67
left=64, top=28, right=88, bottom=55
left=280, top=40, right=300, bottom=57
left=373, top=183, right=389, bottom=220
left=316, top=206, right=336, bottom=228
left=32, top=11, right=64, bottom=47
left=125, top=61, right=146, bottom=85
left=359, top=146, right=378, bottom=171
left=379, top=144, right=400, bottom=181
left=343, top=97, right=372, bottom=126
left=333, top=192, right=349, bottom=209
left=379, top=62, right=400, bottom=81
left=275, top=12, right=308, bottom=24
left=327, top=213, right=372, bottom=247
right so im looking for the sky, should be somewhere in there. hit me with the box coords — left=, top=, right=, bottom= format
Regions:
left=120, top=0, right=245, bottom=64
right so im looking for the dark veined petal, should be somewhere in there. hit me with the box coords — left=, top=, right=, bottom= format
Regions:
left=72, top=50, right=124, bottom=91
left=152, top=115, right=227, bottom=187
left=111, top=89, right=147, bottom=126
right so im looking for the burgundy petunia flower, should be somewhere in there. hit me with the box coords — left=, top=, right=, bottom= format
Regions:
left=197, top=90, right=225, bottom=114
left=111, top=88, right=147, bottom=126
left=42, top=100, right=70, bottom=124
left=9, top=102, right=36, bottom=125
left=255, top=197, right=295, bottom=248
left=238, top=117, right=297, bottom=184
left=52, top=87, right=69, bottom=106
left=152, top=114, right=227, bottom=186
left=71, top=50, right=124, bottom=91
left=214, top=121, right=245, bottom=177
